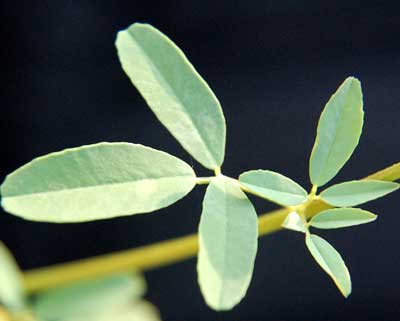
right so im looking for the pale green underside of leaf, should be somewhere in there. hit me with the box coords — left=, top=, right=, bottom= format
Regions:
left=32, top=273, right=146, bottom=321
left=320, top=180, right=399, bottom=207
left=197, top=176, right=258, bottom=311
left=310, top=208, right=377, bottom=229
left=306, top=234, right=351, bottom=297
left=97, top=301, right=161, bottom=321
left=65, top=301, right=161, bottom=321
left=0, top=242, right=25, bottom=310
left=239, top=169, right=307, bottom=206
left=115, top=23, right=226, bottom=170
left=309, top=77, right=364, bottom=187
left=1, top=143, right=196, bottom=223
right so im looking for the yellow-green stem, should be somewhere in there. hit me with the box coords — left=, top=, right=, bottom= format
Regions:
left=22, top=162, right=400, bottom=294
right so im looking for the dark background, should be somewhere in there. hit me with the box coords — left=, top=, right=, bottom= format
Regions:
left=1, top=1, right=399, bottom=320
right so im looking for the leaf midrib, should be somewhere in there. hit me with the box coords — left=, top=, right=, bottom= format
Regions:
left=4, top=175, right=193, bottom=198
left=241, top=182, right=306, bottom=198
left=316, top=85, right=351, bottom=184
left=126, top=28, right=217, bottom=167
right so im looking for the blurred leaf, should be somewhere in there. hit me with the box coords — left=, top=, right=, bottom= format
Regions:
left=8, top=310, right=37, bottom=321
left=309, top=208, right=377, bottom=229
left=320, top=180, right=399, bottom=207
left=32, top=273, right=146, bottom=321
left=197, top=176, right=258, bottom=311
left=239, top=170, right=307, bottom=206
left=116, top=23, right=226, bottom=170
left=305, top=234, right=351, bottom=297
left=309, top=77, right=363, bottom=187
left=1, top=143, right=196, bottom=222
left=282, top=211, right=307, bottom=233
left=0, top=242, right=25, bottom=310
left=97, top=301, right=161, bottom=321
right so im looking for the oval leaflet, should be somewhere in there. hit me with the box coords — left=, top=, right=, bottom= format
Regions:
left=309, top=208, right=377, bottom=229
left=197, top=176, right=258, bottom=310
left=1, top=143, right=196, bottom=222
left=320, top=180, right=399, bottom=207
left=309, top=77, right=364, bottom=187
left=116, top=23, right=226, bottom=170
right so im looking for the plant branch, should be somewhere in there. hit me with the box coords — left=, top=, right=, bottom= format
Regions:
left=22, top=162, right=400, bottom=294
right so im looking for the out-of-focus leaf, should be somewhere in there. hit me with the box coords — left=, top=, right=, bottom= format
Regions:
left=32, top=273, right=146, bottom=321
left=67, top=301, right=161, bottom=321
left=0, top=242, right=25, bottom=310
left=100, top=301, right=161, bottom=321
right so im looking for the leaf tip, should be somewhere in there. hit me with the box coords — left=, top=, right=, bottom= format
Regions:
left=341, top=288, right=352, bottom=298
left=338, top=279, right=352, bottom=298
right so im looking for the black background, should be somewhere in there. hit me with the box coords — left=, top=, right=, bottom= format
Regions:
left=1, top=1, right=399, bottom=320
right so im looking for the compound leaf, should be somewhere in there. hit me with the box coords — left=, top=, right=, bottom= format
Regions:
left=0, top=242, right=25, bottom=310
left=197, top=176, right=258, bottom=311
left=116, top=23, right=226, bottom=170
left=239, top=170, right=307, bottom=206
left=309, top=208, right=377, bottom=229
left=320, top=180, right=399, bottom=207
left=32, top=273, right=146, bottom=321
left=1, top=143, right=196, bottom=222
left=306, top=234, right=351, bottom=297
left=309, top=77, right=363, bottom=187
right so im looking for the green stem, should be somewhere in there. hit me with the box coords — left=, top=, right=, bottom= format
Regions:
left=22, top=162, right=400, bottom=293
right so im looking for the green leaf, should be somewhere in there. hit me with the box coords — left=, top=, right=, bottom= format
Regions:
left=197, top=176, right=258, bottom=311
left=282, top=211, right=307, bottom=233
left=32, top=273, right=146, bottom=321
left=116, top=23, right=226, bottom=170
left=0, top=242, right=25, bottom=310
left=305, top=234, right=351, bottom=297
left=1, top=142, right=196, bottom=223
left=320, top=180, right=399, bottom=207
left=310, top=208, right=377, bottom=229
left=66, top=301, right=161, bottom=321
left=95, top=301, right=161, bottom=321
left=309, top=77, right=364, bottom=187
left=239, top=170, right=307, bottom=206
